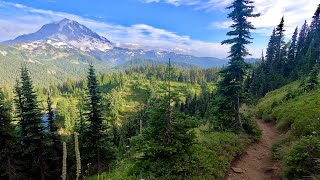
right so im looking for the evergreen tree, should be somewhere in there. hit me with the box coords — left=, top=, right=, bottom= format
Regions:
left=215, top=0, right=259, bottom=128
left=306, top=4, right=320, bottom=71
left=303, top=65, right=319, bottom=91
left=287, top=27, right=298, bottom=77
left=15, top=66, right=47, bottom=180
left=0, top=90, right=20, bottom=180
left=81, top=64, right=115, bottom=174
left=296, top=20, right=310, bottom=74
left=249, top=52, right=266, bottom=98
left=266, top=29, right=277, bottom=65
left=131, top=60, right=197, bottom=178
left=273, top=17, right=286, bottom=73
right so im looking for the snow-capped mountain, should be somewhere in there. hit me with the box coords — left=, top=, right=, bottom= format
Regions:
left=3, top=18, right=228, bottom=68
left=4, top=18, right=113, bottom=52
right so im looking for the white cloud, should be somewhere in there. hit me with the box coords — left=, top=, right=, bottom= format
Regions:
left=0, top=1, right=229, bottom=58
left=211, top=0, right=318, bottom=37
left=140, top=0, right=233, bottom=11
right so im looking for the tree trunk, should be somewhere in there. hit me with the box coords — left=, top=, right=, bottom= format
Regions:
left=7, top=157, right=16, bottom=180
left=235, top=95, right=242, bottom=128
left=139, top=118, right=143, bottom=135
left=97, top=148, right=101, bottom=175
left=39, top=154, right=46, bottom=180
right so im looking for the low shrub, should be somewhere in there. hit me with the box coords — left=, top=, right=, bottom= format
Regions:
left=291, top=118, right=320, bottom=137
left=272, top=132, right=293, bottom=160
left=283, top=136, right=320, bottom=179
left=242, top=115, right=262, bottom=141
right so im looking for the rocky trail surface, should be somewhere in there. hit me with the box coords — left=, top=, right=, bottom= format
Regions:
left=225, top=120, right=282, bottom=180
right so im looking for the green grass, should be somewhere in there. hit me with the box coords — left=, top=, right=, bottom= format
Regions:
left=86, top=124, right=252, bottom=180
left=255, top=78, right=320, bottom=179
left=256, top=81, right=320, bottom=133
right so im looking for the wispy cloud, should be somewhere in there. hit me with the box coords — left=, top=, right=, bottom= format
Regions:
left=0, top=1, right=229, bottom=58
left=140, top=0, right=233, bottom=11
left=211, top=0, right=319, bottom=37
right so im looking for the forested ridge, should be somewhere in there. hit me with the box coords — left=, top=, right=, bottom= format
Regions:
left=0, top=1, right=320, bottom=180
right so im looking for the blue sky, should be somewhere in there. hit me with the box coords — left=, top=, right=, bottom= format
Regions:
left=0, top=0, right=318, bottom=58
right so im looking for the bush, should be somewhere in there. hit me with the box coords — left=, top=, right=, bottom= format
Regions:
left=241, top=115, right=262, bottom=141
left=292, top=118, right=320, bottom=137
left=283, top=136, right=320, bottom=179
left=195, top=132, right=249, bottom=179
left=282, top=88, right=303, bottom=102
left=272, top=132, right=293, bottom=160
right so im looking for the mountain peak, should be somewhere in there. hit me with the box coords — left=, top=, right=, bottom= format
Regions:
left=56, top=18, right=81, bottom=31
left=3, top=18, right=113, bottom=52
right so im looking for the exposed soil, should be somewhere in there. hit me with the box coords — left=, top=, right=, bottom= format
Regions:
left=225, top=120, right=282, bottom=180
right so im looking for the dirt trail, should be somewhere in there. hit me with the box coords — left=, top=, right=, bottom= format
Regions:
left=225, top=120, right=282, bottom=180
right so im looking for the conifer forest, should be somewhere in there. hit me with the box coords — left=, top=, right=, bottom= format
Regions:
left=0, top=0, right=319, bottom=179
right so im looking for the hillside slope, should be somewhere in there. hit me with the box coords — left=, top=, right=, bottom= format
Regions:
left=0, top=44, right=109, bottom=86
left=256, top=79, right=320, bottom=179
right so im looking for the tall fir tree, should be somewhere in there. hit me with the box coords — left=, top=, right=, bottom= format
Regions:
left=131, top=60, right=197, bottom=178
left=81, top=64, right=115, bottom=175
left=215, top=0, right=260, bottom=128
left=266, top=29, right=277, bottom=65
left=287, top=27, right=298, bottom=77
left=307, top=4, right=320, bottom=71
left=296, top=20, right=310, bottom=74
left=15, top=66, right=48, bottom=180
left=273, top=17, right=286, bottom=73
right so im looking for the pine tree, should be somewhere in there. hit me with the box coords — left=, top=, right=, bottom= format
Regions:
left=303, top=65, right=319, bottom=91
left=287, top=27, right=298, bottom=77
left=82, top=64, right=115, bottom=174
left=217, top=0, right=260, bottom=128
left=306, top=4, right=320, bottom=71
left=273, top=17, right=286, bottom=73
left=266, top=29, right=277, bottom=65
left=0, top=90, right=20, bottom=180
left=131, top=60, right=197, bottom=178
left=264, top=29, right=278, bottom=91
left=15, top=66, right=47, bottom=179
left=248, top=51, right=266, bottom=98
left=296, top=20, right=310, bottom=74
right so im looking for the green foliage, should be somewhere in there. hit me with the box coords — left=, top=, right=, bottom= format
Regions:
left=122, top=62, right=220, bottom=84
left=130, top=96, right=198, bottom=179
left=247, top=4, right=320, bottom=99
left=86, top=160, right=137, bottom=180
left=15, top=66, right=49, bottom=179
left=302, top=65, right=319, bottom=91
left=0, top=44, right=110, bottom=87
left=256, top=74, right=320, bottom=179
left=56, top=96, right=80, bottom=132
left=80, top=64, right=117, bottom=175
left=272, top=132, right=293, bottom=160
left=86, top=130, right=251, bottom=180
left=194, top=131, right=250, bottom=179
left=256, top=80, right=320, bottom=132
left=0, top=90, right=21, bottom=179
left=283, top=136, right=320, bottom=179
left=216, top=0, right=259, bottom=128
left=241, top=115, right=262, bottom=141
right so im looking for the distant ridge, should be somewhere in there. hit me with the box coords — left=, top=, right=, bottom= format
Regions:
left=3, top=18, right=230, bottom=68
